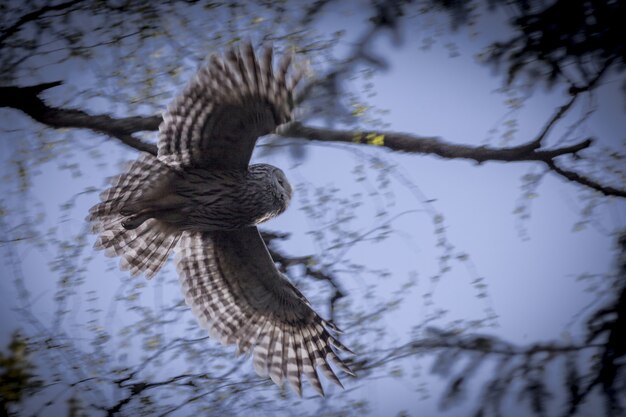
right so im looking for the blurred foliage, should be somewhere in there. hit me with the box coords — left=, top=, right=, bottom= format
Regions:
left=442, top=230, right=626, bottom=417
left=0, top=333, right=42, bottom=416
left=433, top=0, right=625, bottom=92
left=488, top=0, right=625, bottom=87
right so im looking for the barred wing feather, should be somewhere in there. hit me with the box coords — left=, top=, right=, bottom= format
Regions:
left=87, top=154, right=181, bottom=278
left=176, top=227, right=354, bottom=396
left=158, top=43, right=305, bottom=170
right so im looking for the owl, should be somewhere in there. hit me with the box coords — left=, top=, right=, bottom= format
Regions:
left=88, top=43, right=354, bottom=396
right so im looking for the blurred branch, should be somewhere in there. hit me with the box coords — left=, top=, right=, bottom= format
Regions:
left=2, top=72, right=624, bottom=199
left=282, top=123, right=625, bottom=198
left=105, top=372, right=207, bottom=417
left=103, top=360, right=248, bottom=417
left=580, top=232, right=626, bottom=416
left=281, top=122, right=593, bottom=163
left=0, top=81, right=160, bottom=155
left=530, top=55, right=616, bottom=150
left=299, top=0, right=333, bottom=26
left=356, top=330, right=602, bottom=372
left=0, top=0, right=82, bottom=47
left=289, top=49, right=621, bottom=198
left=352, top=230, right=626, bottom=417
left=487, top=0, right=624, bottom=88
left=544, top=160, right=626, bottom=198
left=296, top=0, right=402, bottom=106
left=351, top=330, right=603, bottom=417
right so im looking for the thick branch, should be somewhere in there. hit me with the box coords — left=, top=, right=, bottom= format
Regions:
left=281, top=123, right=626, bottom=197
left=0, top=82, right=159, bottom=155
left=2, top=82, right=624, bottom=198
left=281, top=122, right=594, bottom=163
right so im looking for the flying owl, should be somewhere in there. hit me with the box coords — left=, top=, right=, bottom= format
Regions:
left=88, top=43, right=354, bottom=396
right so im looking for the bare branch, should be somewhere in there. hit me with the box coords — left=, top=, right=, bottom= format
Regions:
left=299, top=0, right=333, bottom=26
left=544, top=160, right=626, bottom=198
left=530, top=93, right=579, bottom=149
left=0, top=81, right=159, bottom=155
left=355, top=330, right=603, bottom=373
left=281, top=123, right=626, bottom=197
left=280, top=122, right=592, bottom=163
left=530, top=55, right=616, bottom=149
left=2, top=82, right=624, bottom=198
left=0, top=0, right=82, bottom=47
left=296, top=1, right=401, bottom=105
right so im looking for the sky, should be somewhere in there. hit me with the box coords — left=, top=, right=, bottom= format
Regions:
left=1, top=2, right=625, bottom=417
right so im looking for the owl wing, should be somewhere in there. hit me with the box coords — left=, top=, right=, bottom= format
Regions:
left=158, top=43, right=304, bottom=170
left=176, top=227, right=354, bottom=396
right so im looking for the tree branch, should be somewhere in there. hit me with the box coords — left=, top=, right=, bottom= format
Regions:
left=544, top=160, right=626, bottom=198
left=281, top=123, right=626, bottom=197
left=0, top=0, right=83, bottom=46
left=0, top=82, right=159, bottom=155
left=528, top=55, right=616, bottom=149
left=2, top=81, right=624, bottom=198
left=356, top=334, right=601, bottom=374
left=281, top=122, right=595, bottom=163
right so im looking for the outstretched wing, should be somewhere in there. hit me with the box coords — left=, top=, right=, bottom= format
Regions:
left=176, top=227, right=354, bottom=396
left=158, top=43, right=305, bottom=170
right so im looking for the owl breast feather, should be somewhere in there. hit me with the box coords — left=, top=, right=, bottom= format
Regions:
left=167, top=166, right=289, bottom=232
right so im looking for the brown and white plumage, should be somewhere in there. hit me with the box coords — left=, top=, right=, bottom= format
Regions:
left=177, top=228, right=354, bottom=395
left=158, top=44, right=302, bottom=170
left=88, top=43, right=354, bottom=395
left=89, top=154, right=182, bottom=277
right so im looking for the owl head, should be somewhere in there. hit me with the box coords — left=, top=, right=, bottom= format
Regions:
left=272, top=166, right=293, bottom=208
left=249, top=163, right=293, bottom=212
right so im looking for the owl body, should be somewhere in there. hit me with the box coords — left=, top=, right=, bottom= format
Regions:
left=89, top=44, right=353, bottom=396
left=154, top=163, right=292, bottom=232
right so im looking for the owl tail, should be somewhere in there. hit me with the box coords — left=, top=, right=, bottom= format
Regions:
left=87, top=153, right=181, bottom=278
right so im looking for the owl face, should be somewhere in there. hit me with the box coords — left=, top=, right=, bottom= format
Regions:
left=248, top=163, right=293, bottom=213
left=272, top=167, right=293, bottom=207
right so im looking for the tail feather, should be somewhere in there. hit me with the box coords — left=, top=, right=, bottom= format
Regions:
left=88, top=154, right=169, bottom=225
left=88, top=153, right=180, bottom=278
